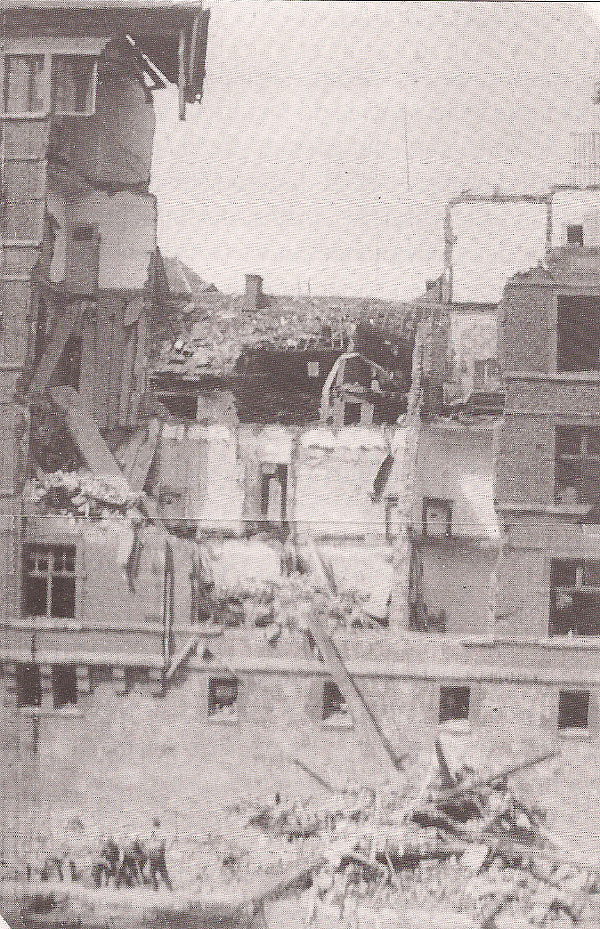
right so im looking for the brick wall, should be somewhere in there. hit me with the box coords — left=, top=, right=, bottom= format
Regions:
left=498, top=281, right=552, bottom=373
left=495, top=413, right=555, bottom=507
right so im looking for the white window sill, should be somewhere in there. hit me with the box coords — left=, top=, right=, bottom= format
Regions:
left=207, top=713, right=239, bottom=725
left=438, top=720, right=472, bottom=735
left=17, top=706, right=82, bottom=718
left=558, top=727, right=592, bottom=741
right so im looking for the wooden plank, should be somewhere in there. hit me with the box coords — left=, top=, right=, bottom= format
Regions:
left=28, top=300, right=81, bottom=393
left=77, top=302, right=98, bottom=413
left=49, top=386, right=128, bottom=485
left=304, top=611, right=404, bottom=770
left=163, top=634, right=200, bottom=684
left=126, top=418, right=161, bottom=493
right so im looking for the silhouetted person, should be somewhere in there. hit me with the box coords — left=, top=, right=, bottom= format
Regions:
left=146, top=818, right=172, bottom=891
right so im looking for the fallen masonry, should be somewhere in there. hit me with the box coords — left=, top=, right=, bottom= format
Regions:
left=3, top=745, right=600, bottom=928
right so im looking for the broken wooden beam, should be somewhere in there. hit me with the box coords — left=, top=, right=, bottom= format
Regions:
left=29, top=302, right=81, bottom=394
left=432, top=750, right=560, bottom=801
left=434, top=737, right=456, bottom=788
left=125, top=418, right=162, bottom=493
left=303, top=611, right=405, bottom=770
left=49, top=387, right=128, bottom=486
left=163, top=635, right=200, bottom=685
left=292, top=758, right=339, bottom=794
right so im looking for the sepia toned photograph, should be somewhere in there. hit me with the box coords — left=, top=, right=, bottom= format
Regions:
left=2, top=1, right=600, bottom=926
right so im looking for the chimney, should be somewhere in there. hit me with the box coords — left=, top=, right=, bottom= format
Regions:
left=245, top=273, right=263, bottom=310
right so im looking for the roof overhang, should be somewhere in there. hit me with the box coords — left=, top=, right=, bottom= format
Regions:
left=3, top=1, right=209, bottom=116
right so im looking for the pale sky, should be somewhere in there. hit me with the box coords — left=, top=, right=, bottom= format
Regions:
left=150, top=1, right=600, bottom=301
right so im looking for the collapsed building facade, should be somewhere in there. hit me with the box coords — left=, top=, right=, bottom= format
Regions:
left=2, top=9, right=600, bottom=853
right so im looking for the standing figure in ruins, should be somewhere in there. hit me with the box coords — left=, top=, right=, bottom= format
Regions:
left=146, top=819, right=173, bottom=891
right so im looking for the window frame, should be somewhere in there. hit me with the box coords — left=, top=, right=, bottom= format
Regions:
left=566, top=224, right=584, bottom=247
left=438, top=684, right=471, bottom=724
left=422, top=497, right=453, bottom=539
left=557, top=689, right=590, bottom=731
left=207, top=675, right=240, bottom=722
left=554, top=425, right=600, bottom=507
left=0, top=50, right=98, bottom=118
left=555, top=293, right=600, bottom=374
left=23, top=543, right=77, bottom=620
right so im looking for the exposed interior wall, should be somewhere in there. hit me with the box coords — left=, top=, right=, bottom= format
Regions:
left=447, top=308, right=498, bottom=398
left=411, top=423, right=499, bottom=542
left=417, top=544, right=497, bottom=636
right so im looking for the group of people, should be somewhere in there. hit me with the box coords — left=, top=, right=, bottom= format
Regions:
left=91, top=818, right=172, bottom=891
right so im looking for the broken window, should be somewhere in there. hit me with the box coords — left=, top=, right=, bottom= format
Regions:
left=16, top=663, right=41, bottom=708
left=555, top=426, right=600, bottom=507
left=3, top=54, right=46, bottom=114
left=51, top=56, right=96, bottom=115
left=422, top=498, right=452, bottom=538
left=23, top=544, right=76, bottom=619
left=558, top=690, right=589, bottom=730
left=549, top=558, right=600, bottom=635
left=322, top=680, right=349, bottom=722
left=556, top=295, right=600, bottom=372
left=52, top=665, right=77, bottom=709
left=567, top=224, right=584, bottom=247
left=439, top=685, right=470, bottom=724
left=208, top=677, right=239, bottom=719
left=260, top=464, right=288, bottom=528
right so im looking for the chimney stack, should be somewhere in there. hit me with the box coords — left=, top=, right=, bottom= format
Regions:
left=245, top=273, right=263, bottom=310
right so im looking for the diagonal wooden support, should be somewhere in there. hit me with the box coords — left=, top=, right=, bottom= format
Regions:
left=29, top=301, right=82, bottom=394
left=125, top=418, right=162, bottom=493
left=50, top=386, right=129, bottom=486
left=304, top=611, right=405, bottom=771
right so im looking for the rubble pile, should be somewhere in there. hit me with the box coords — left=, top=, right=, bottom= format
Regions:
left=231, top=750, right=599, bottom=928
left=27, top=472, right=145, bottom=520
left=204, top=574, right=384, bottom=634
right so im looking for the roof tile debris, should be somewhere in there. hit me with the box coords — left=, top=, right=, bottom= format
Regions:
left=149, top=268, right=418, bottom=381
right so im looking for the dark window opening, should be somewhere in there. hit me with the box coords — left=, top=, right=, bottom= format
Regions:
left=52, top=665, right=77, bottom=708
left=549, top=558, right=600, bottom=635
left=208, top=677, right=238, bottom=719
left=423, top=498, right=453, bottom=538
left=23, top=544, right=76, bottom=619
left=555, top=426, right=600, bottom=507
left=558, top=690, right=589, bottom=729
left=567, top=224, right=584, bottom=246
left=557, top=295, right=600, bottom=372
left=260, top=464, right=288, bottom=528
left=16, top=663, right=41, bottom=708
left=343, top=401, right=362, bottom=426
left=51, top=56, right=96, bottom=114
left=56, top=336, right=82, bottom=390
left=322, top=680, right=348, bottom=721
left=439, top=685, right=470, bottom=723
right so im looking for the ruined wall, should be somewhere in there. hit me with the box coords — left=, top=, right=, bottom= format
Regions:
left=447, top=308, right=498, bottom=398
left=294, top=428, right=391, bottom=538
left=417, top=544, right=497, bottom=636
left=498, top=278, right=553, bottom=374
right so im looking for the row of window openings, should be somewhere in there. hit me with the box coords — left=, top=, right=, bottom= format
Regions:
left=15, top=669, right=592, bottom=733
left=3, top=54, right=96, bottom=116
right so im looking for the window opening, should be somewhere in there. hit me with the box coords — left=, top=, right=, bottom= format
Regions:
left=23, top=544, right=76, bottom=619
left=322, top=680, right=349, bottom=722
left=16, top=663, right=41, bottom=708
left=555, top=426, right=600, bottom=507
left=439, top=685, right=470, bottom=723
left=52, top=665, right=77, bottom=708
left=208, top=677, right=238, bottom=719
left=51, top=56, right=96, bottom=114
left=567, top=224, right=584, bottom=246
left=57, top=335, right=82, bottom=390
left=556, top=295, right=600, bottom=372
left=343, top=401, right=362, bottom=426
left=423, top=498, right=453, bottom=538
left=558, top=690, right=589, bottom=729
left=260, top=464, right=288, bottom=527
left=549, top=558, right=600, bottom=635
left=3, top=55, right=46, bottom=114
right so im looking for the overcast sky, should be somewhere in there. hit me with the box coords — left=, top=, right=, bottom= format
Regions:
left=150, top=1, right=600, bottom=300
